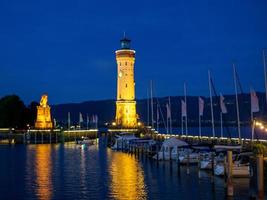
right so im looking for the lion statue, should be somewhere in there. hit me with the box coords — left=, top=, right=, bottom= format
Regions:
left=40, top=94, right=48, bottom=107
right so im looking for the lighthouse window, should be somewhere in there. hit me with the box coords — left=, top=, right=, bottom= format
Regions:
left=125, top=62, right=127, bottom=66
left=126, top=84, right=127, bottom=88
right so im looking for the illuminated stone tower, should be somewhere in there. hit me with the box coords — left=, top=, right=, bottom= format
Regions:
left=115, top=37, right=138, bottom=128
left=35, top=94, right=53, bottom=129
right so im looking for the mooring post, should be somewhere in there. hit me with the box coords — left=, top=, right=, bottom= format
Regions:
left=186, top=149, right=190, bottom=174
left=156, top=145, right=159, bottom=161
left=55, top=131, right=58, bottom=143
left=177, top=147, right=180, bottom=166
left=211, top=151, right=215, bottom=182
left=35, top=132, right=37, bottom=144
left=169, top=147, right=172, bottom=161
left=177, top=147, right=181, bottom=176
left=198, top=153, right=201, bottom=178
left=257, top=154, right=264, bottom=199
left=41, top=132, right=44, bottom=144
left=116, top=140, right=118, bottom=150
left=163, top=146, right=165, bottom=161
left=227, top=150, right=233, bottom=197
left=49, top=132, right=51, bottom=144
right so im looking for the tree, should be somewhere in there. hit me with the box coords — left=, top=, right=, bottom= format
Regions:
left=0, top=95, right=27, bottom=128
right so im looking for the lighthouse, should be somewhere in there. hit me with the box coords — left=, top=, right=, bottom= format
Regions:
left=115, top=36, right=138, bottom=128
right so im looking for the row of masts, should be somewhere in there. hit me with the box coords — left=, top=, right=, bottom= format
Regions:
left=147, top=50, right=267, bottom=143
left=67, top=112, right=98, bottom=130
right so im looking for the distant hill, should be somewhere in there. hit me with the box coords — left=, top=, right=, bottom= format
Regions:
left=51, top=92, right=267, bottom=127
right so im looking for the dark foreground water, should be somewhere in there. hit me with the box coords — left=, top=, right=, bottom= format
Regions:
left=0, top=137, right=266, bottom=200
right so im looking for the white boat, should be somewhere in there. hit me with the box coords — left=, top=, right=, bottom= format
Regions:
left=199, top=153, right=212, bottom=170
left=111, top=134, right=138, bottom=150
left=230, top=153, right=251, bottom=178
left=214, top=153, right=251, bottom=177
left=76, top=136, right=95, bottom=145
left=214, top=163, right=225, bottom=176
left=153, top=137, right=188, bottom=160
left=178, top=150, right=199, bottom=164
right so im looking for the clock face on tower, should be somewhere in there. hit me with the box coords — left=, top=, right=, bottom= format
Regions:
left=119, top=70, right=123, bottom=78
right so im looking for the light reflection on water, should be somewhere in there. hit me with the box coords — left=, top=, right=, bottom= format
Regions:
left=109, top=151, right=147, bottom=200
left=0, top=138, right=265, bottom=199
left=34, top=145, right=52, bottom=200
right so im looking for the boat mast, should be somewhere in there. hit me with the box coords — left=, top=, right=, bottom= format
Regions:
left=250, top=87, right=254, bottom=141
left=181, top=108, right=183, bottom=135
left=150, top=80, right=154, bottom=129
left=263, top=49, right=267, bottom=104
left=198, top=97, right=203, bottom=138
left=233, top=64, right=241, bottom=144
left=184, top=82, right=188, bottom=136
left=154, top=89, right=167, bottom=132
left=168, top=96, right=172, bottom=134
left=86, top=114, right=89, bottom=130
left=157, top=104, right=159, bottom=132
left=147, top=87, right=150, bottom=127
left=68, top=112, right=70, bottom=130
left=208, top=70, right=215, bottom=138
left=166, top=103, right=169, bottom=134
left=199, top=99, right=201, bottom=137
left=220, top=112, right=223, bottom=138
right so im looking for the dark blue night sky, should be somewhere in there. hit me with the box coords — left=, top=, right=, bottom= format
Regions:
left=0, top=0, right=267, bottom=104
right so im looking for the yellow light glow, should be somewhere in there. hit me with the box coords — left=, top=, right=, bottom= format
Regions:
left=115, top=46, right=138, bottom=128
left=109, top=149, right=147, bottom=199
left=35, top=145, right=52, bottom=200
left=260, top=125, right=264, bottom=130
left=112, top=122, right=116, bottom=126
left=35, top=94, right=53, bottom=129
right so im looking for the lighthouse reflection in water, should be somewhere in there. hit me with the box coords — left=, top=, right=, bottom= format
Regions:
left=0, top=137, right=252, bottom=200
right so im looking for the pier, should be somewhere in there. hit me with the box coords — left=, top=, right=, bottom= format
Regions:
left=0, top=128, right=98, bottom=144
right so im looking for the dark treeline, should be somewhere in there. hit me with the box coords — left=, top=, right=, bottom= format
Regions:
left=0, top=95, right=38, bottom=128
left=0, top=92, right=266, bottom=129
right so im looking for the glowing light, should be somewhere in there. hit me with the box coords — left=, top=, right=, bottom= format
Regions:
left=109, top=149, right=147, bottom=199
left=115, top=40, right=138, bottom=128
left=112, top=122, right=116, bottom=126
left=35, top=145, right=52, bottom=200
left=260, top=125, right=264, bottom=130
left=35, top=94, right=53, bottom=129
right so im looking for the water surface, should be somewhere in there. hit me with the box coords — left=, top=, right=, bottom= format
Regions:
left=0, top=137, right=265, bottom=199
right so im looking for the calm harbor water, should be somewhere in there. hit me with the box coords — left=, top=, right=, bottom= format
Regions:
left=0, top=136, right=266, bottom=200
